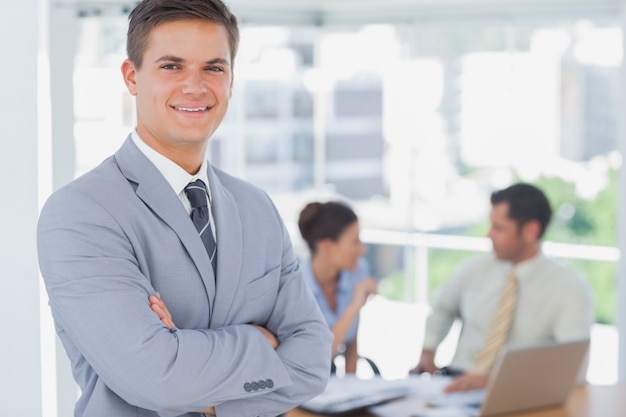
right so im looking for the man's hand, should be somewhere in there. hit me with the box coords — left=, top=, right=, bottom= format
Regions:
left=149, top=292, right=175, bottom=329
left=200, top=406, right=216, bottom=416
left=409, top=349, right=437, bottom=374
left=444, top=373, right=489, bottom=393
left=252, top=324, right=279, bottom=349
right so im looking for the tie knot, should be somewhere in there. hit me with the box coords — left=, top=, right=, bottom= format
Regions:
left=185, top=180, right=208, bottom=209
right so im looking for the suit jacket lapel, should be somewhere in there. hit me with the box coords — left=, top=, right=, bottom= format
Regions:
left=114, top=138, right=217, bottom=306
left=207, top=164, right=243, bottom=328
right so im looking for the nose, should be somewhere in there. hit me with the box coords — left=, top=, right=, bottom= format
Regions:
left=182, top=70, right=207, bottom=95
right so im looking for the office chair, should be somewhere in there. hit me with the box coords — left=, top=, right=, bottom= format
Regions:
left=331, top=353, right=381, bottom=376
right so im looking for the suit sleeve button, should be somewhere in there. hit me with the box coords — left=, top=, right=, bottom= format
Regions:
left=259, top=380, right=267, bottom=389
left=266, top=379, right=274, bottom=388
left=244, top=383, right=252, bottom=392
left=251, top=382, right=259, bottom=391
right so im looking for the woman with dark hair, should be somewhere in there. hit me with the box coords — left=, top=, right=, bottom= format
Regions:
left=298, top=201, right=378, bottom=374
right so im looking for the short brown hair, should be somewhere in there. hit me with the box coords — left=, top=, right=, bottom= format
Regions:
left=126, top=0, right=239, bottom=69
left=491, top=183, right=553, bottom=238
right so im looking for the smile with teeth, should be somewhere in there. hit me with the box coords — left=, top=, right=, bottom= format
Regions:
left=174, top=106, right=209, bottom=112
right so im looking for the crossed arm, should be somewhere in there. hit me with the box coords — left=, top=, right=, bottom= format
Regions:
left=150, top=292, right=279, bottom=349
left=149, top=293, right=281, bottom=414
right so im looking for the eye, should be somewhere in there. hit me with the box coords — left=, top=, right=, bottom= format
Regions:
left=206, top=65, right=225, bottom=73
left=161, top=63, right=179, bottom=70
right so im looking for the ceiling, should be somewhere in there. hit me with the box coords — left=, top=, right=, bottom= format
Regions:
left=229, top=0, right=626, bottom=26
left=53, top=0, right=626, bottom=26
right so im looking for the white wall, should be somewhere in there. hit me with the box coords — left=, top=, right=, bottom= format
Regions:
left=0, top=0, right=44, bottom=414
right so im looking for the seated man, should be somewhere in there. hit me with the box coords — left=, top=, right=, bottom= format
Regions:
left=410, top=183, right=593, bottom=392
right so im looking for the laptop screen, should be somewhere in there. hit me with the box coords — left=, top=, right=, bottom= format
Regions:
left=479, top=338, right=589, bottom=416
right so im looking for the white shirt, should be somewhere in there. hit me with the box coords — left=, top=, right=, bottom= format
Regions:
left=423, top=253, right=593, bottom=371
left=131, top=131, right=216, bottom=240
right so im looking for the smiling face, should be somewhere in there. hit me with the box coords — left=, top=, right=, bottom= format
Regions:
left=121, top=19, right=233, bottom=173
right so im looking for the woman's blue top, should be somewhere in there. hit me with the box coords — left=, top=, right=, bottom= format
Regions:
left=301, top=257, right=370, bottom=345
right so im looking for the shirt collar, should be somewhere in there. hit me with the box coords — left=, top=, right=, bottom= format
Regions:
left=337, top=270, right=352, bottom=293
left=131, top=130, right=211, bottom=203
left=512, top=252, right=544, bottom=280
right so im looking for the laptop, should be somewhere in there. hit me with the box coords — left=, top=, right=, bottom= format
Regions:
left=428, top=338, right=590, bottom=416
left=299, top=375, right=416, bottom=414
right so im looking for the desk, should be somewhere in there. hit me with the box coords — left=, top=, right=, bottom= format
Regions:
left=287, top=384, right=626, bottom=417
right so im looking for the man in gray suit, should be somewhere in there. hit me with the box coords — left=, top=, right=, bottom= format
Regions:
left=37, top=1, right=333, bottom=416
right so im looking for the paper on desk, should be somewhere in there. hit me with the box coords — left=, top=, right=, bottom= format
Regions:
left=413, top=406, right=475, bottom=417
left=426, top=389, right=486, bottom=407
left=405, top=374, right=455, bottom=396
left=369, top=375, right=461, bottom=417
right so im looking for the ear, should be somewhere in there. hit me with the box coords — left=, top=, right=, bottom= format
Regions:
left=316, top=239, right=334, bottom=256
left=121, top=59, right=138, bottom=96
left=522, top=220, right=541, bottom=242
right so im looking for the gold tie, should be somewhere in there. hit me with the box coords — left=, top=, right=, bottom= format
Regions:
left=471, top=269, right=518, bottom=374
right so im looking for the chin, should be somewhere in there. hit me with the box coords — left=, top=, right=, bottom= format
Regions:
left=178, top=132, right=212, bottom=143
left=495, top=253, right=515, bottom=263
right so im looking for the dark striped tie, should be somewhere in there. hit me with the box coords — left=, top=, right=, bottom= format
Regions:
left=184, top=180, right=217, bottom=275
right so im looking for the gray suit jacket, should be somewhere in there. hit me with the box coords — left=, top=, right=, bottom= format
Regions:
left=38, top=138, right=332, bottom=417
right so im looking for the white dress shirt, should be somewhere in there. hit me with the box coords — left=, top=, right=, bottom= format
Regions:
left=131, top=131, right=216, bottom=241
left=423, top=252, right=593, bottom=371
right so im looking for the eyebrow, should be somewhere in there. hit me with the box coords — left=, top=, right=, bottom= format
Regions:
left=154, top=56, right=231, bottom=67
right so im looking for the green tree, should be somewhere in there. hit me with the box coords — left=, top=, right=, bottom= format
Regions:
left=534, top=169, right=617, bottom=324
